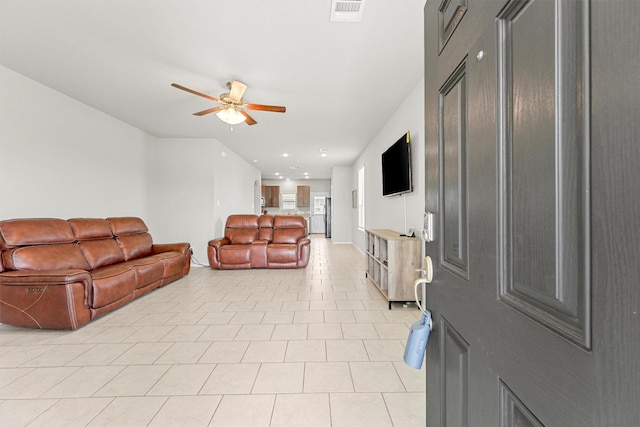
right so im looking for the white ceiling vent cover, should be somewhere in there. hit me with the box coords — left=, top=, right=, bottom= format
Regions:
left=330, top=0, right=365, bottom=22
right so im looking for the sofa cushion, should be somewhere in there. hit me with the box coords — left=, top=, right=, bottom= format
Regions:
left=79, top=239, right=125, bottom=269
left=90, top=264, right=136, bottom=308
left=2, top=244, right=91, bottom=271
left=224, top=215, right=259, bottom=244
left=266, top=244, right=298, bottom=263
left=116, top=233, right=153, bottom=260
left=258, top=215, right=274, bottom=241
left=69, top=218, right=113, bottom=239
left=107, top=217, right=148, bottom=236
left=220, top=245, right=252, bottom=266
left=250, top=240, right=268, bottom=268
left=226, top=214, right=259, bottom=229
left=272, top=228, right=306, bottom=244
left=227, top=228, right=258, bottom=245
left=258, top=215, right=274, bottom=228
left=150, top=252, right=188, bottom=279
left=122, top=256, right=164, bottom=289
left=272, top=215, right=307, bottom=244
left=0, top=218, right=75, bottom=249
left=273, top=215, right=306, bottom=229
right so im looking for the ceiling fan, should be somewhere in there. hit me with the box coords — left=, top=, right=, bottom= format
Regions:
left=171, top=80, right=286, bottom=126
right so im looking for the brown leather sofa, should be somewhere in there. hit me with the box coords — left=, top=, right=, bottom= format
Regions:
left=208, top=214, right=310, bottom=269
left=0, top=217, right=191, bottom=330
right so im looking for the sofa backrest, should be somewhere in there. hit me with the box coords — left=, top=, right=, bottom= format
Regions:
left=107, top=217, right=153, bottom=261
left=258, top=215, right=274, bottom=242
left=0, top=216, right=154, bottom=271
left=225, top=214, right=259, bottom=245
left=272, top=215, right=307, bottom=244
left=0, top=218, right=75, bottom=249
left=0, top=218, right=90, bottom=271
left=70, top=218, right=125, bottom=269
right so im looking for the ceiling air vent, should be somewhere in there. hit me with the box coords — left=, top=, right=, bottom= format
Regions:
left=330, top=0, right=365, bottom=22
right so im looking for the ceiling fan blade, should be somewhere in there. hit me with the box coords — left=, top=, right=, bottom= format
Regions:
left=193, top=106, right=224, bottom=116
left=241, top=110, right=257, bottom=125
left=245, top=103, right=286, bottom=113
left=229, top=80, right=247, bottom=102
left=171, top=83, right=219, bottom=102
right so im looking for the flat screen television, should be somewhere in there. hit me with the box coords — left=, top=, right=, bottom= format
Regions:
left=382, top=131, right=412, bottom=197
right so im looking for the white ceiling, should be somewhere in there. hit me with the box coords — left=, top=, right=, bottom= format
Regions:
left=0, top=0, right=424, bottom=180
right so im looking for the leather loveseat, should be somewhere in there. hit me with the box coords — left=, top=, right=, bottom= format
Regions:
left=208, top=214, right=310, bottom=269
left=0, top=217, right=191, bottom=330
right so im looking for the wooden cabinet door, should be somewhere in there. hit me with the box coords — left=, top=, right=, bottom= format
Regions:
left=268, top=186, right=280, bottom=207
left=262, top=185, right=280, bottom=208
left=296, top=185, right=310, bottom=207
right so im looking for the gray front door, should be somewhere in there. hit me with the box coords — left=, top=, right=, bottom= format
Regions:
left=423, top=0, right=639, bottom=426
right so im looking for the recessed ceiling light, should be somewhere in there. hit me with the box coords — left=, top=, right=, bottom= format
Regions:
left=304, top=172, right=309, bottom=176
left=282, top=153, right=289, bottom=157
left=321, top=153, right=328, bottom=157
left=275, top=172, right=280, bottom=175
left=279, top=176, right=284, bottom=179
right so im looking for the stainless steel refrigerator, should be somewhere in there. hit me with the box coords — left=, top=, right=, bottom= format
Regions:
left=324, top=197, right=331, bottom=238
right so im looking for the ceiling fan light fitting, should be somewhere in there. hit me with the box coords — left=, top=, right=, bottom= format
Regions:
left=216, top=106, right=246, bottom=125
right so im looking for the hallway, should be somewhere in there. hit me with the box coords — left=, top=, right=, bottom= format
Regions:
left=0, top=235, right=425, bottom=426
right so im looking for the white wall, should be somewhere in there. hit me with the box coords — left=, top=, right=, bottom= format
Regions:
left=351, top=79, right=425, bottom=251
left=211, top=144, right=262, bottom=237
left=1, top=66, right=262, bottom=266
left=145, top=138, right=211, bottom=264
left=331, top=166, right=352, bottom=243
left=146, top=138, right=260, bottom=264
left=0, top=65, right=148, bottom=219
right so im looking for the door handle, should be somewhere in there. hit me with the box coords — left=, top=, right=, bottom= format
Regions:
left=415, top=255, right=434, bottom=284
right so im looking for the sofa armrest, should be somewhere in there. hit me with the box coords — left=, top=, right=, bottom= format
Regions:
left=152, top=242, right=190, bottom=255
left=152, top=242, right=192, bottom=275
left=296, top=237, right=311, bottom=268
left=207, top=237, right=230, bottom=268
left=0, top=269, right=92, bottom=286
left=208, top=237, right=230, bottom=249
left=0, top=269, right=93, bottom=302
left=0, top=269, right=93, bottom=329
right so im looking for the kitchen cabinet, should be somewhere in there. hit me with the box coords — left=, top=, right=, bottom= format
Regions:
left=262, top=185, right=280, bottom=208
left=296, top=185, right=310, bottom=207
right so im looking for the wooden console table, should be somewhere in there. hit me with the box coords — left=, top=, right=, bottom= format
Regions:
left=365, top=229, right=421, bottom=309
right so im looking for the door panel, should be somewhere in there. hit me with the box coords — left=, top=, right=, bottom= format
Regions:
left=441, top=317, right=470, bottom=427
left=438, top=0, right=468, bottom=52
left=440, top=60, right=469, bottom=279
left=497, top=0, right=590, bottom=348
left=499, top=380, right=544, bottom=427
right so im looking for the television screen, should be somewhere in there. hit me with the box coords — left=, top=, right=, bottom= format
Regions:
left=382, top=131, right=412, bottom=197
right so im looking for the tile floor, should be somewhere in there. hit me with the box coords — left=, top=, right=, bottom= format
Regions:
left=0, top=235, right=426, bottom=426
